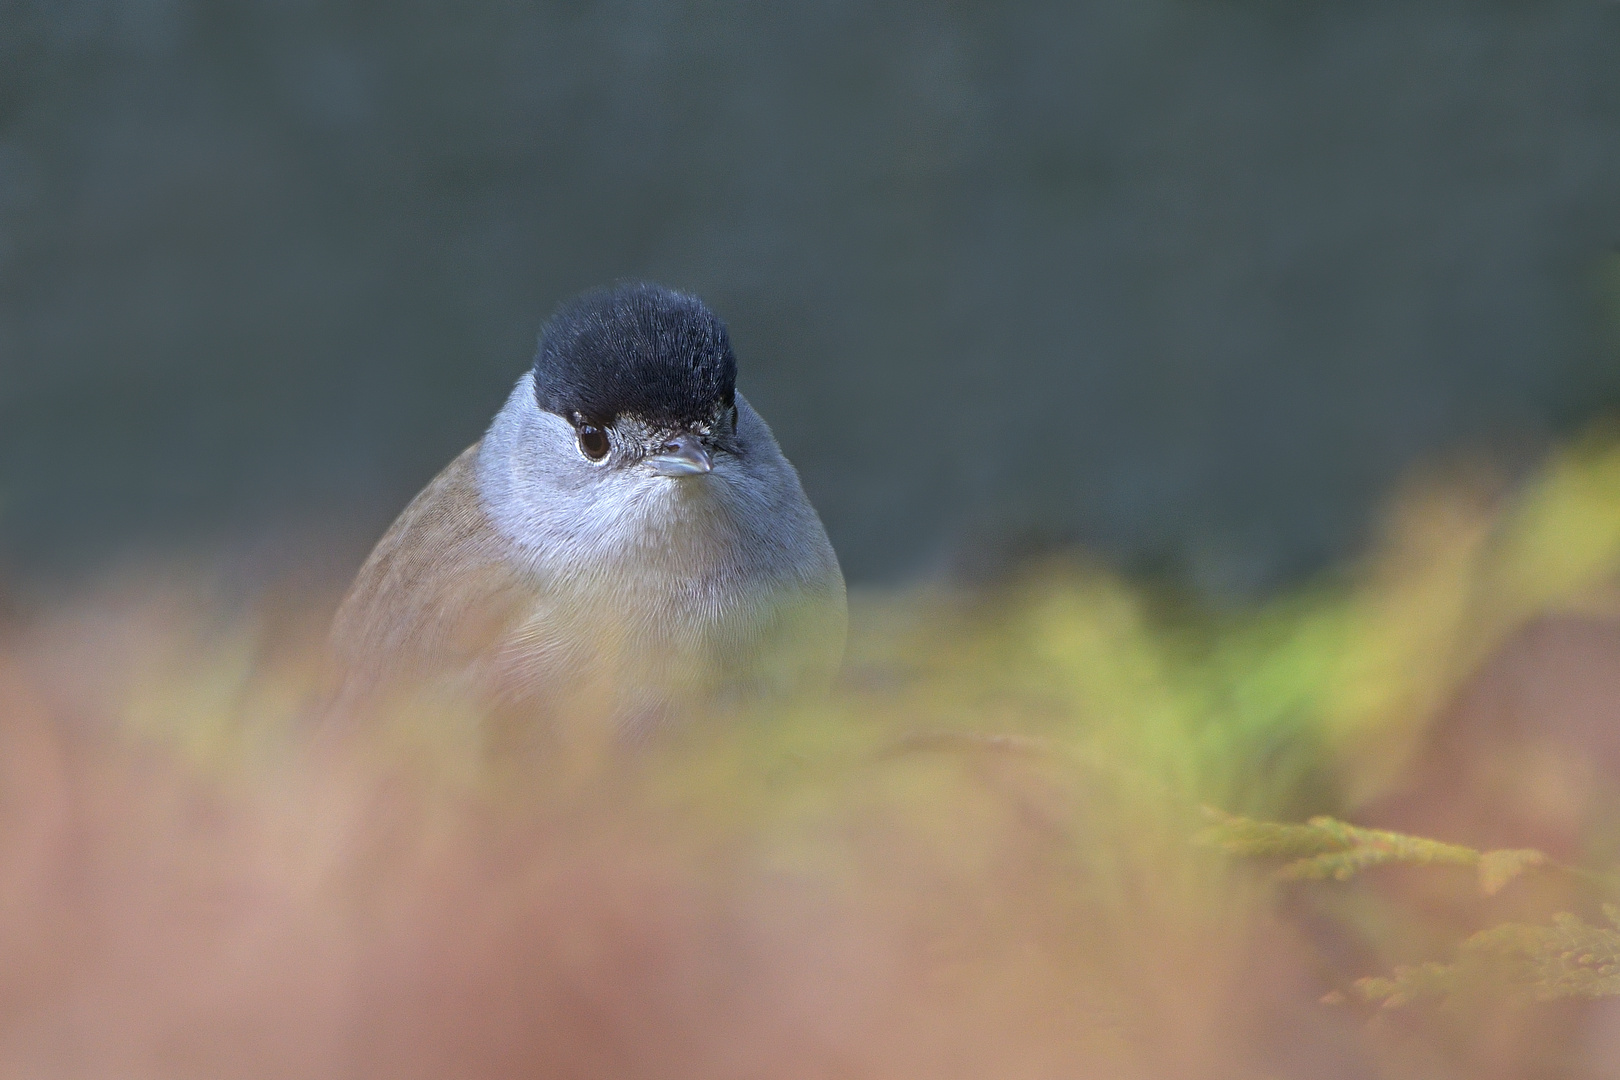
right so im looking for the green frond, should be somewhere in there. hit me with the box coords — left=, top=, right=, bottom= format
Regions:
left=1194, top=809, right=1354, bottom=860
left=1197, top=811, right=1551, bottom=894
left=1357, top=912, right=1620, bottom=1007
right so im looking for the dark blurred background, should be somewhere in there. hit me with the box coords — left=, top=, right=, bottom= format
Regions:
left=2, top=1, right=1618, bottom=592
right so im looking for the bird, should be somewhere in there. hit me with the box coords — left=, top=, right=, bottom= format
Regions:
left=328, top=282, right=847, bottom=738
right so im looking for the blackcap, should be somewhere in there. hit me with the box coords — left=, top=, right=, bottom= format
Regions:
left=329, top=283, right=846, bottom=735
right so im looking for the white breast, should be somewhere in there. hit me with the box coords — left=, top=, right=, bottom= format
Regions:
left=474, top=375, right=846, bottom=730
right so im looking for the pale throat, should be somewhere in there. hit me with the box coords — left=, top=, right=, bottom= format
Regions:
left=477, top=377, right=746, bottom=591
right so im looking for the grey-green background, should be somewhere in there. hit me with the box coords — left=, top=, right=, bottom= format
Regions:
left=2, top=1, right=1618, bottom=591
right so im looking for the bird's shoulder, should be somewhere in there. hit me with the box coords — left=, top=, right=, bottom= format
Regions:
left=331, top=441, right=541, bottom=677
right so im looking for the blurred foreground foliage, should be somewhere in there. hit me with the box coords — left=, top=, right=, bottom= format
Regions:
left=1196, top=811, right=1554, bottom=896
left=1358, top=908, right=1620, bottom=1008
left=1200, top=811, right=1620, bottom=1007
left=10, top=426, right=1620, bottom=1077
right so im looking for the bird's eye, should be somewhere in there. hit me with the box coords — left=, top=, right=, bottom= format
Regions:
left=577, top=425, right=610, bottom=461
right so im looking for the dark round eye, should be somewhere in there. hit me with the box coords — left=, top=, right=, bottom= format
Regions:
left=577, top=425, right=609, bottom=461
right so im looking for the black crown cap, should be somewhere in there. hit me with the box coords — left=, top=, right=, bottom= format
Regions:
left=531, top=283, right=738, bottom=429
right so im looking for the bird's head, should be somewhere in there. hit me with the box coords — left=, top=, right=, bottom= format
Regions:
left=530, top=283, right=742, bottom=482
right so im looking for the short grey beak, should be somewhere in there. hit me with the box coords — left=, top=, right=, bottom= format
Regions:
left=646, top=433, right=713, bottom=476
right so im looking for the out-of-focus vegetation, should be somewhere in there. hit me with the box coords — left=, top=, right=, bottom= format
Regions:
left=1198, top=812, right=1555, bottom=895
left=6, top=429, right=1620, bottom=1078
left=1200, top=812, right=1620, bottom=1006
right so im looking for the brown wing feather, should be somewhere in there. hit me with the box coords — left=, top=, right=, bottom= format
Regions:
left=329, top=442, right=538, bottom=690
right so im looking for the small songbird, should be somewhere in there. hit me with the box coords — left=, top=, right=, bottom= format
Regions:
left=329, top=283, right=846, bottom=735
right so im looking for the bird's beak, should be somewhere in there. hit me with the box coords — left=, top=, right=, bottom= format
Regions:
left=645, top=433, right=713, bottom=476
